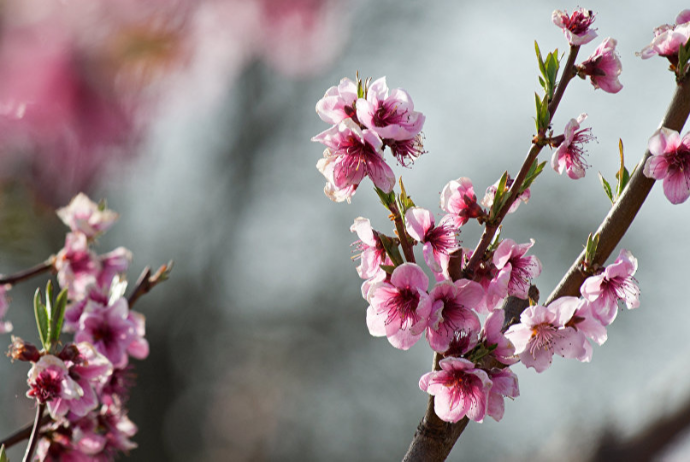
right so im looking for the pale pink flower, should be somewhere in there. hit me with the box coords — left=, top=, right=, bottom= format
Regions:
left=578, top=38, right=623, bottom=94
left=643, top=127, right=690, bottom=204
left=486, top=368, right=519, bottom=422
left=481, top=176, right=530, bottom=215
left=551, top=113, right=594, bottom=179
left=439, top=177, right=484, bottom=228
left=569, top=299, right=608, bottom=347
left=367, top=263, right=431, bottom=350
left=639, top=11, right=690, bottom=59
left=505, top=298, right=588, bottom=373
left=493, top=239, right=542, bottom=299
left=55, top=232, right=102, bottom=299
left=405, top=207, right=457, bottom=277
left=27, top=355, right=83, bottom=418
left=316, top=149, right=357, bottom=203
left=481, top=309, right=517, bottom=366
left=315, top=77, right=358, bottom=125
left=386, top=134, right=426, bottom=167
left=312, top=118, right=395, bottom=194
left=552, top=8, right=597, bottom=46
left=57, top=193, right=119, bottom=239
left=350, top=217, right=391, bottom=280
left=580, top=249, right=639, bottom=326
left=356, top=77, right=425, bottom=141
left=473, top=258, right=510, bottom=313
left=419, top=357, right=492, bottom=423
left=425, top=280, right=482, bottom=353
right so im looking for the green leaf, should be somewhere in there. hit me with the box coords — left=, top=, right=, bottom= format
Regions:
left=615, top=139, right=630, bottom=198
left=0, top=444, right=8, bottom=462
left=584, top=232, right=600, bottom=269
left=33, top=288, right=49, bottom=351
left=398, top=177, right=415, bottom=213
left=678, top=39, right=690, bottom=80
left=378, top=234, right=404, bottom=267
left=50, top=288, right=68, bottom=345
left=374, top=187, right=396, bottom=211
left=379, top=265, right=396, bottom=276
left=521, top=160, right=546, bottom=193
left=490, top=171, right=509, bottom=219
left=599, top=172, right=614, bottom=204
left=535, top=41, right=546, bottom=77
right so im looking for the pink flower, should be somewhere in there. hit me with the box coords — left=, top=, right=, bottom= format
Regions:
left=27, top=355, right=84, bottom=418
left=480, top=309, right=518, bottom=366
left=316, top=149, right=357, bottom=203
left=312, top=119, right=395, bottom=194
left=481, top=175, right=530, bottom=215
left=315, top=77, right=358, bottom=125
left=578, top=38, right=623, bottom=94
left=552, top=8, right=597, bottom=46
left=505, top=298, right=588, bottom=373
left=580, top=249, right=639, bottom=326
left=569, top=300, right=608, bottom=347
left=476, top=261, right=510, bottom=313
left=638, top=12, right=690, bottom=59
left=426, top=280, right=483, bottom=353
left=551, top=113, right=594, bottom=179
left=643, top=128, right=690, bottom=204
left=366, top=263, right=431, bottom=350
left=55, top=233, right=102, bottom=299
left=356, top=77, right=425, bottom=141
left=419, top=357, right=492, bottom=423
left=350, top=217, right=391, bottom=280
left=493, top=239, right=542, bottom=299
left=486, top=368, right=519, bottom=422
left=405, top=207, right=457, bottom=277
left=57, top=193, right=119, bottom=239
left=440, top=177, right=484, bottom=228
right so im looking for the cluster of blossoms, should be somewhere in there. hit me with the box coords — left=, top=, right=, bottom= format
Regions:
left=309, top=7, right=675, bottom=428
left=5, top=193, right=150, bottom=460
left=312, top=76, right=426, bottom=203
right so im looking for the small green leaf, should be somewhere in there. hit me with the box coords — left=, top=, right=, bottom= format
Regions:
left=599, top=172, right=614, bottom=204
left=521, top=160, right=547, bottom=193
left=379, top=264, right=396, bottom=276
left=584, top=232, right=600, bottom=270
left=33, top=288, right=49, bottom=351
left=51, top=288, right=68, bottom=344
left=677, top=39, right=690, bottom=80
left=398, top=177, right=416, bottom=213
left=379, top=234, right=404, bottom=267
left=535, top=41, right=546, bottom=76
left=0, top=444, right=8, bottom=462
left=490, top=172, right=509, bottom=219
left=374, top=187, right=396, bottom=211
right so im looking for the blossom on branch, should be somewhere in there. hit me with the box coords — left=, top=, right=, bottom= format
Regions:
left=419, top=357, right=492, bottom=423
left=57, top=193, right=119, bottom=239
left=577, top=38, right=623, bottom=94
left=551, top=113, right=594, bottom=179
left=643, top=127, right=690, bottom=204
left=315, top=77, right=358, bottom=125
left=425, top=280, right=482, bottom=353
left=440, top=177, right=484, bottom=228
left=405, top=207, right=457, bottom=278
left=552, top=8, right=597, bottom=46
left=350, top=217, right=391, bottom=280
left=493, top=239, right=542, bottom=299
left=638, top=10, right=690, bottom=60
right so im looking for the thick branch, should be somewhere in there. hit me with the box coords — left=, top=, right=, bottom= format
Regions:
left=546, top=80, right=690, bottom=304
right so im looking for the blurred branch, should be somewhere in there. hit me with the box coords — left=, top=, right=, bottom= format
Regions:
left=22, top=404, right=44, bottom=462
left=0, top=416, right=50, bottom=449
left=127, top=261, right=173, bottom=308
left=0, top=259, right=53, bottom=286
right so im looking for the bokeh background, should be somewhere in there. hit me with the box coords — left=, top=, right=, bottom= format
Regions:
left=1, top=1, right=690, bottom=460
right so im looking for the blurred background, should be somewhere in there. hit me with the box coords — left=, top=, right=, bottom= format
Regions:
left=1, top=0, right=690, bottom=460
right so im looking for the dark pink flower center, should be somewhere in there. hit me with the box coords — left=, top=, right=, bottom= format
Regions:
left=529, top=323, right=559, bottom=356
left=29, top=369, right=63, bottom=403
left=437, top=370, right=481, bottom=411
left=387, top=134, right=425, bottom=167
left=668, top=146, right=690, bottom=173
left=426, top=223, right=456, bottom=255
left=373, top=101, right=407, bottom=127
left=564, top=10, right=595, bottom=35
left=604, top=275, right=638, bottom=303
left=385, top=287, right=421, bottom=328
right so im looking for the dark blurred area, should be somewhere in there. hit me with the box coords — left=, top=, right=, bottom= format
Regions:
left=2, top=1, right=690, bottom=461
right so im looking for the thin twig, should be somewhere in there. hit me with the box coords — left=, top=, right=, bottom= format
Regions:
left=0, top=416, right=50, bottom=449
left=127, top=261, right=173, bottom=308
left=22, top=404, right=45, bottom=462
left=0, top=259, right=53, bottom=286
left=389, top=202, right=416, bottom=263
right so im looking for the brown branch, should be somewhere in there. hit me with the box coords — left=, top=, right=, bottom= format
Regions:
left=0, top=259, right=54, bottom=286
left=389, top=201, right=416, bottom=263
left=22, top=404, right=45, bottom=462
left=127, top=261, right=173, bottom=308
left=0, top=416, right=50, bottom=449
left=546, top=79, right=690, bottom=305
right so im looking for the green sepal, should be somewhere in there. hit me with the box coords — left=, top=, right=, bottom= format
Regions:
left=0, top=444, right=8, bottom=462
left=398, top=177, right=416, bottom=214
left=356, top=71, right=365, bottom=99
left=534, top=93, right=551, bottom=132
left=615, top=139, right=630, bottom=198
left=374, top=187, right=396, bottom=212
left=599, top=172, right=614, bottom=204
left=490, top=171, right=509, bottom=220
left=486, top=227, right=503, bottom=253
left=521, top=159, right=546, bottom=193
left=677, top=38, right=690, bottom=81
left=584, top=232, right=600, bottom=269
left=33, top=288, right=49, bottom=351
left=379, top=265, right=396, bottom=276
left=378, top=234, right=404, bottom=267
